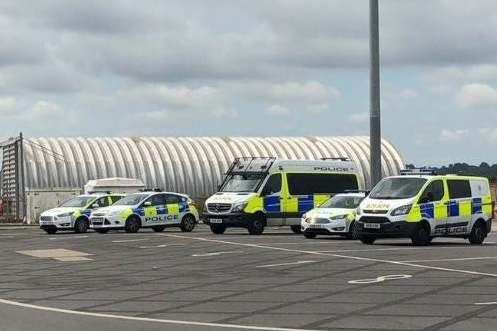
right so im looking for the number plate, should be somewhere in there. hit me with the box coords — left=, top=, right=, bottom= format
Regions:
left=364, top=223, right=381, bottom=229
left=209, top=218, right=223, bottom=224
left=309, top=224, right=325, bottom=229
left=91, top=217, right=104, bottom=223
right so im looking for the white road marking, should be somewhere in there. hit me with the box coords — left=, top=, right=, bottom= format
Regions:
left=475, top=301, right=497, bottom=305
left=112, top=239, right=148, bottom=243
left=138, top=244, right=184, bottom=249
left=0, top=298, right=323, bottom=331
left=159, top=234, right=497, bottom=278
left=256, top=260, right=317, bottom=268
left=399, top=257, right=497, bottom=263
left=192, top=251, right=243, bottom=257
left=17, top=249, right=93, bottom=262
left=49, top=236, right=88, bottom=241
left=348, top=274, right=412, bottom=284
left=315, top=246, right=481, bottom=253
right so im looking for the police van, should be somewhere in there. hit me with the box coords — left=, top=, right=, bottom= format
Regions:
left=39, top=193, right=125, bottom=234
left=301, top=192, right=366, bottom=239
left=356, top=169, right=494, bottom=245
left=89, top=191, right=199, bottom=233
left=203, top=157, right=362, bottom=235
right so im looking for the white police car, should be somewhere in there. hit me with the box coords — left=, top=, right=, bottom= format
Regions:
left=301, top=193, right=366, bottom=239
left=90, top=191, right=199, bottom=233
left=39, top=193, right=124, bottom=234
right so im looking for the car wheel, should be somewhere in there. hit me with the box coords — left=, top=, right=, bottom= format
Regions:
left=180, top=214, right=196, bottom=232
left=210, top=224, right=226, bottom=234
left=359, top=235, right=376, bottom=245
left=152, top=226, right=166, bottom=232
left=248, top=216, right=265, bottom=235
left=125, top=217, right=141, bottom=233
left=469, top=222, right=486, bottom=245
left=304, top=232, right=316, bottom=239
left=290, top=225, right=302, bottom=234
left=346, top=221, right=359, bottom=240
left=94, top=228, right=109, bottom=234
left=411, top=223, right=431, bottom=246
left=74, top=218, right=89, bottom=234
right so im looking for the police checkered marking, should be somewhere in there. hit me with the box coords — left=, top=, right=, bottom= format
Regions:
left=298, top=195, right=314, bottom=212
left=263, top=196, right=280, bottom=212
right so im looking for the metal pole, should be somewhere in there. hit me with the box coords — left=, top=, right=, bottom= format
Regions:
left=369, top=0, right=382, bottom=188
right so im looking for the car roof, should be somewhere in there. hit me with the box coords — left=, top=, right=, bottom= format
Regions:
left=334, top=192, right=366, bottom=198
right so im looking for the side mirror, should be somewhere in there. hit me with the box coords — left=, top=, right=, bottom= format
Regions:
left=144, top=201, right=152, bottom=207
left=91, top=204, right=99, bottom=209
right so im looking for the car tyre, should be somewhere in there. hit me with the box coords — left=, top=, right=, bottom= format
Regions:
left=468, top=222, right=486, bottom=245
left=74, top=218, right=89, bottom=234
left=210, top=224, right=226, bottom=234
left=180, top=214, right=196, bottom=232
left=411, top=223, right=431, bottom=246
left=304, top=232, right=316, bottom=239
left=290, top=225, right=302, bottom=234
left=359, top=235, right=376, bottom=245
left=346, top=221, right=359, bottom=240
left=248, top=216, right=265, bottom=235
left=152, top=226, right=166, bottom=232
left=125, top=217, right=141, bottom=233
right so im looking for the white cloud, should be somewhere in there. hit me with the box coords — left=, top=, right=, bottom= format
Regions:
left=0, top=97, right=17, bottom=116
left=454, top=83, right=497, bottom=108
left=265, top=104, right=290, bottom=116
left=439, top=129, right=469, bottom=142
left=348, top=112, right=368, bottom=124
left=398, top=89, right=418, bottom=99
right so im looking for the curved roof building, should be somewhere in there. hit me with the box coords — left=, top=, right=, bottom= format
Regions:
left=20, top=136, right=404, bottom=198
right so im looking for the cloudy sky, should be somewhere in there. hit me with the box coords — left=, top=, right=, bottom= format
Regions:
left=0, top=0, right=497, bottom=165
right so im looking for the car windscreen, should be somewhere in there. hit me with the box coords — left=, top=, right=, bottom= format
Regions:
left=369, top=177, right=427, bottom=199
left=60, top=196, right=96, bottom=208
left=113, top=194, right=149, bottom=206
left=320, top=195, right=364, bottom=209
left=220, top=174, right=265, bottom=193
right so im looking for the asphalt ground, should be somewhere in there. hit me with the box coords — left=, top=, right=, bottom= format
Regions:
left=2, top=226, right=497, bottom=331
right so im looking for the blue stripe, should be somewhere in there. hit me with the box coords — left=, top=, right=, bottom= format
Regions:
left=472, top=198, right=483, bottom=214
left=298, top=195, right=314, bottom=212
left=420, top=203, right=434, bottom=219
left=82, top=209, right=92, bottom=217
left=179, top=202, right=188, bottom=213
left=156, top=207, right=167, bottom=215
left=133, top=208, right=145, bottom=216
left=264, top=196, right=280, bottom=212
left=448, top=201, right=459, bottom=217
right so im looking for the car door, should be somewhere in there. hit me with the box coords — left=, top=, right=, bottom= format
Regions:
left=165, top=194, right=182, bottom=224
left=142, top=194, right=166, bottom=226
left=446, top=179, right=472, bottom=235
left=259, top=173, right=283, bottom=226
left=417, top=180, right=447, bottom=236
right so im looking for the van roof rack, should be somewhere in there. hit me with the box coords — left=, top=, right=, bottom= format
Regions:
left=400, top=168, right=437, bottom=176
left=320, top=157, right=350, bottom=162
left=219, top=157, right=277, bottom=192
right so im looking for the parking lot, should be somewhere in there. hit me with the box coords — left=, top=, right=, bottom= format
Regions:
left=2, top=226, right=497, bottom=331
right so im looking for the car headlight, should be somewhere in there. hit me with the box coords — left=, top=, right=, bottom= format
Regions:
left=232, top=203, right=247, bottom=213
left=57, top=212, right=74, bottom=218
left=391, top=204, right=412, bottom=216
left=329, top=214, right=348, bottom=221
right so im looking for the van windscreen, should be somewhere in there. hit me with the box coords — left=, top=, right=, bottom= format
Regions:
left=370, top=177, right=427, bottom=200
left=287, top=173, right=358, bottom=195
left=221, top=174, right=265, bottom=193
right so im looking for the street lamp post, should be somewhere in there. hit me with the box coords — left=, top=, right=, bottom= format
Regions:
left=369, top=0, right=382, bottom=188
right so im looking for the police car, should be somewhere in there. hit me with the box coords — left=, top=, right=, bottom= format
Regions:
left=39, top=193, right=125, bottom=234
left=301, top=192, right=366, bottom=239
left=356, top=169, right=494, bottom=245
left=90, top=191, right=199, bottom=233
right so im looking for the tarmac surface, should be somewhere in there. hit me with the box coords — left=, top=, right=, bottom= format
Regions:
left=2, top=225, right=497, bottom=331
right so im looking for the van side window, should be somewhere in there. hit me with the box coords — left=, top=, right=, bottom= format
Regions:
left=287, top=173, right=358, bottom=195
left=419, top=180, right=444, bottom=203
left=447, top=180, right=471, bottom=199
left=261, top=174, right=281, bottom=196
